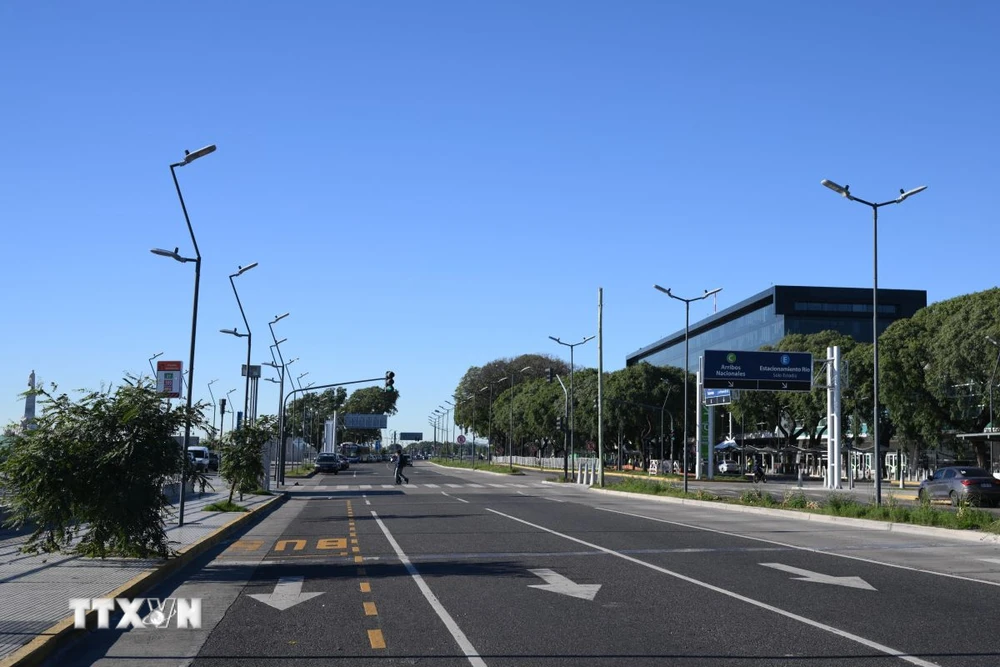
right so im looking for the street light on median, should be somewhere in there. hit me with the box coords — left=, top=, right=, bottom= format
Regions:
left=653, top=285, right=722, bottom=494
left=549, top=336, right=594, bottom=473
left=820, top=179, right=926, bottom=503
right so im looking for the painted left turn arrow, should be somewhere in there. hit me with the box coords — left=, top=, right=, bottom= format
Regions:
left=760, top=563, right=876, bottom=590
left=249, top=576, right=324, bottom=610
left=528, top=569, right=601, bottom=601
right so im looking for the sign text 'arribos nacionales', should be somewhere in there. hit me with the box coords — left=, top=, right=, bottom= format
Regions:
left=703, top=350, right=813, bottom=392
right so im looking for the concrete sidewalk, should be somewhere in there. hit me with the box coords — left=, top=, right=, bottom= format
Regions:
left=0, top=480, right=283, bottom=666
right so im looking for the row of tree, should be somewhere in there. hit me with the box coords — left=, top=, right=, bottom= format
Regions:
left=447, top=288, right=1000, bottom=468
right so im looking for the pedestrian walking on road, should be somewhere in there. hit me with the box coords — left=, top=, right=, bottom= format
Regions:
left=395, top=447, right=410, bottom=485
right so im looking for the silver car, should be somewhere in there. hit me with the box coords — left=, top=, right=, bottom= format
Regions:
left=918, top=466, right=1000, bottom=507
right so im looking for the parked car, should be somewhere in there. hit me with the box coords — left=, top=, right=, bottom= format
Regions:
left=316, top=453, right=341, bottom=474
left=718, top=460, right=742, bottom=475
left=918, top=466, right=1000, bottom=506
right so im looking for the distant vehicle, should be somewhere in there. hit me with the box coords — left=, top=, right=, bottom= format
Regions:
left=919, top=466, right=1000, bottom=506
left=316, top=453, right=342, bottom=474
left=718, top=460, right=741, bottom=475
left=208, top=452, right=220, bottom=472
left=337, top=454, right=350, bottom=470
left=187, top=446, right=210, bottom=472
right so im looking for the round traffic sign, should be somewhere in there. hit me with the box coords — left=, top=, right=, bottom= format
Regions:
left=457, top=435, right=466, bottom=444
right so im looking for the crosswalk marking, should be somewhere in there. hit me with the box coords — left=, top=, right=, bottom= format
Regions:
left=307, top=482, right=551, bottom=491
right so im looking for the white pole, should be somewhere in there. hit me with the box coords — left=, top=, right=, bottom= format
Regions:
left=696, top=363, right=703, bottom=480
left=707, top=404, right=715, bottom=480
left=833, top=346, right=843, bottom=489
left=827, top=346, right=834, bottom=489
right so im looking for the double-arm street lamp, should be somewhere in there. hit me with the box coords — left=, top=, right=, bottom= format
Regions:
left=821, top=179, right=927, bottom=504
left=653, top=285, right=722, bottom=494
left=549, top=336, right=594, bottom=471
left=268, top=312, right=290, bottom=480
left=151, top=143, right=215, bottom=528
left=228, top=262, right=258, bottom=422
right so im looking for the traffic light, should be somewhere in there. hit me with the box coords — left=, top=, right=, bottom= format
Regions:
left=556, top=416, right=564, bottom=431
left=385, top=371, right=395, bottom=392
left=546, top=367, right=553, bottom=383
left=219, top=398, right=227, bottom=415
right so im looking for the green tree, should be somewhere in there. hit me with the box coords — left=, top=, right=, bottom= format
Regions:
left=453, top=354, right=569, bottom=437
left=880, top=288, right=1000, bottom=467
left=220, top=416, right=275, bottom=503
left=1, top=378, right=203, bottom=557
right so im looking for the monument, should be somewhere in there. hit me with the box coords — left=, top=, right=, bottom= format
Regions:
left=21, top=370, right=37, bottom=430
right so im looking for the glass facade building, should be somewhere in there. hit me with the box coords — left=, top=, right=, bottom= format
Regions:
left=626, top=285, right=927, bottom=371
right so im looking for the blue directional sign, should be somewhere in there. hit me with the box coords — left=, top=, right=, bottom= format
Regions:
left=704, top=388, right=732, bottom=406
left=703, top=350, right=813, bottom=392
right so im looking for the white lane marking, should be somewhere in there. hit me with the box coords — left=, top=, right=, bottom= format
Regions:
left=248, top=576, right=323, bottom=610
left=424, top=484, right=441, bottom=488
left=760, top=563, right=876, bottom=590
left=446, top=484, right=463, bottom=488
left=541, top=497, right=566, bottom=503
left=382, top=484, right=395, bottom=489
left=488, top=484, right=506, bottom=488
left=442, top=492, right=470, bottom=504
left=979, top=558, right=1000, bottom=564
left=363, top=494, right=371, bottom=506
left=596, top=506, right=1000, bottom=589
left=487, top=508, right=941, bottom=667
left=517, top=491, right=528, bottom=496
left=371, top=511, right=486, bottom=667
left=467, top=483, right=485, bottom=488
left=528, top=568, right=601, bottom=600
left=360, top=485, right=372, bottom=489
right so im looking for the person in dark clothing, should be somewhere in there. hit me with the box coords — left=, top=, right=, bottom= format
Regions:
left=395, top=449, right=410, bottom=485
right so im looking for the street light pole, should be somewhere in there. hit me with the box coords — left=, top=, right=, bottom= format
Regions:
left=228, top=262, right=258, bottom=424
left=654, top=285, right=722, bottom=494
left=659, top=381, right=674, bottom=461
left=821, top=180, right=927, bottom=504
left=549, top=336, right=594, bottom=473
left=207, top=379, right=218, bottom=437
left=152, top=144, right=215, bottom=529
left=148, top=352, right=163, bottom=384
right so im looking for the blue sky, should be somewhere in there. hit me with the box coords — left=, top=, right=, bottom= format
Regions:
left=3, top=1, right=998, bottom=441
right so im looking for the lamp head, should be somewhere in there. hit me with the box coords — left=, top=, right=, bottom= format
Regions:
left=705, top=287, right=722, bottom=298
left=235, top=262, right=259, bottom=276
left=896, top=185, right=928, bottom=203
left=653, top=284, right=671, bottom=295
left=182, top=145, right=216, bottom=165
left=150, top=247, right=190, bottom=263
left=821, top=179, right=850, bottom=197
left=271, top=312, right=290, bottom=324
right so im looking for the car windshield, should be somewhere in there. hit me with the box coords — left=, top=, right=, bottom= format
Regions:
left=957, top=468, right=991, bottom=477
left=318, top=455, right=337, bottom=461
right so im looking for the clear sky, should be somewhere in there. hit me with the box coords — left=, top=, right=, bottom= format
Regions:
left=3, top=1, right=998, bottom=442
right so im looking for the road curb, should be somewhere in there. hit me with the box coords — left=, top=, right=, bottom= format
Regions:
left=588, top=488, right=1000, bottom=545
left=0, top=492, right=289, bottom=667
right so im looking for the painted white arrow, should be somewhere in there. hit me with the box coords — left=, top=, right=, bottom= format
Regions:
left=249, top=576, right=324, bottom=610
left=528, top=569, right=601, bottom=601
left=760, top=563, right=876, bottom=591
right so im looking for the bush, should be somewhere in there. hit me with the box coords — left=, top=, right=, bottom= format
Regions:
left=220, top=417, right=274, bottom=503
left=204, top=500, right=247, bottom=512
left=1, top=378, right=204, bottom=557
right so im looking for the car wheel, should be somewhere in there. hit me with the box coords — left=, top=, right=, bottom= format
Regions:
left=918, top=488, right=928, bottom=503
left=950, top=491, right=960, bottom=506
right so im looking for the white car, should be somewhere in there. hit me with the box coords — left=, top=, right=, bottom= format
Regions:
left=718, top=460, right=742, bottom=475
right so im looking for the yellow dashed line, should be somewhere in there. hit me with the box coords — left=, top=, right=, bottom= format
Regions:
left=368, top=629, right=386, bottom=649
left=352, top=546, right=360, bottom=553
left=360, top=582, right=371, bottom=593
left=363, top=601, right=378, bottom=616
left=355, top=556, right=364, bottom=563
left=350, top=538, right=359, bottom=545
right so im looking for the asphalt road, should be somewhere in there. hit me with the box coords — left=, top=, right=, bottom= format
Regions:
left=46, top=462, right=1000, bottom=666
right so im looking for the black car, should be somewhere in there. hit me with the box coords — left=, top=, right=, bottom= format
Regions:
left=316, top=453, right=341, bottom=474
